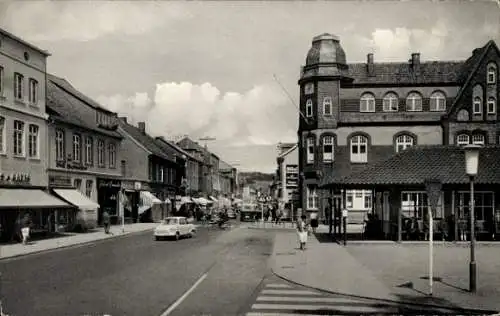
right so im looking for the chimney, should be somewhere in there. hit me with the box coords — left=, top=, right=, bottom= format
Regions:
left=366, top=53, right=375, bottom=76
left=411, top=53, right=420, bottom=74
left=119, top=116, right=127, bottom=124
left=138, top=122, right=146, bottom=133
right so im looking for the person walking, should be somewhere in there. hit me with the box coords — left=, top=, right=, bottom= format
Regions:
left=21, top=213, right=32, bottom=245
left=296, top=214, right=309, bottom=250
left=102, top=210, right=111, bottom=234
left=310, top=212, right=318, bottom=234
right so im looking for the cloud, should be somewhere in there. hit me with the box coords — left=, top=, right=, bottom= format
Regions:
left=97, top=82, right=298, bottom=147
left=1, top=1, right=189, bottom=42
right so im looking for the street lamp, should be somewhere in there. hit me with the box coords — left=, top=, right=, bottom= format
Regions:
left=464, top=144, right=481, bottom=293
left=424, top=178, right=442, bottom=296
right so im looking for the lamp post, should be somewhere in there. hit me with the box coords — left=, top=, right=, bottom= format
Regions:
left=424, top=178, right=442, bottom=296
left=464, top=144, right=481, bottom=293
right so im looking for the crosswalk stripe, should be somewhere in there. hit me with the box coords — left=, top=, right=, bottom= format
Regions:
left=265, top=283, right=292, bottom=288
left=260, top=289, right=320, bottom=295
left=251, top=303, right=390, bottom=313
left=256, top=295, right=360, bottom=304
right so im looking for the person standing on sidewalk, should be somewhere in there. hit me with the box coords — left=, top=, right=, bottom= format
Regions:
left=310, top=212, right=318, bottom=234
left=102, top=210, right=110, bottom=234
left=296, top=214, right=309, bottom=250
left=21, top=213, right=32, bottom=245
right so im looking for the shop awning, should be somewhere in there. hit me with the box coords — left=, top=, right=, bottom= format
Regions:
left=53, top=189, right=100, bottom=211
left=179, top=196, right=193, bottom=204
left=139, top=191, right=162, bottom=215
left=193, top=197, right=210, bottom=205
left=209, top=196, right=218, bottom=202
left=164, top=199, right=172, bottom=204
left=0, top=189, right=72, bottom=209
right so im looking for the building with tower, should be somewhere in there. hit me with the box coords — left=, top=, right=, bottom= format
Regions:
left=297, top=33, right=500, bottom=228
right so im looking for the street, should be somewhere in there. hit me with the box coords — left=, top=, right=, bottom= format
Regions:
left=0, top=224, right=275, bottom=316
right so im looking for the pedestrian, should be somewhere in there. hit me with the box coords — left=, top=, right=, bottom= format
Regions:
left=21, top=213, right=32, bottom=245
left=310, top=212, right=318, bottom=234
left=102, top=210, right=110, bottom=234
left=296, top=214, right=309, bottom=250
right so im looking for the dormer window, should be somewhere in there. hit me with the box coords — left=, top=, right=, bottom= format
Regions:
left=473, top=97, right=482, bottom=114
left=383, top=92, right=398, bottom=112
left=430, top=91, right=446, bottom=111
left=306, top=99, right=313, bottom=117
left=360, top=93, right=375, bottom=112
left=395, top=134, right=414, bottom=152
left=472, top=134, right=485, bottom=146
left=487, top=64, right=497, bottom=84
left=323, top=97, right=332, bottom=115
left=406, top=92, right=422, bottom=111
left=487, top=97, right=496, bottom=114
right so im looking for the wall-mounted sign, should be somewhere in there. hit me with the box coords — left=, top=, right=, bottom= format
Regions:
left=0, top=173, right=31, bottom=185
left=98, top=179, right=121, bottom=188
left=49, top=175, right=71, bottom=187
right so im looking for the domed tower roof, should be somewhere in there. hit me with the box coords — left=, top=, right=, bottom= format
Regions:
left=300, top=33, right=350, bottom=82
left=306, top=33, right=347, bottom=66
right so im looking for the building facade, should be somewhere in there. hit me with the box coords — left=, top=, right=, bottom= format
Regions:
left=276, top=143, right=299, bottom=218
left=298, top=33, right=500, bottom=223
left=118, top=119, right=180, bottom=222
left=47, top=74, right=123, bottom=226
left=177, top=137, right=213, bottom=196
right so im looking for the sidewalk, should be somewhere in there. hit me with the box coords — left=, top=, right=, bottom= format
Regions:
left=0, top=223, right=158, bottom=260
left=271, top=232, right=500, bottom=313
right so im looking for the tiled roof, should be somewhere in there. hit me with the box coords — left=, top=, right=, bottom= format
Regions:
left=177, top=137, right=206, bottom=152
left=47, top=77, right=121, bottom=139
left=219, top=160, right=234, bottom=171
left=155, top=136, right=202, bottom=164
left=118, top=119, right=176, bottom=163
left=346, top=61, right=464, bottom=85
left=321, top=146, right=500, bottom=187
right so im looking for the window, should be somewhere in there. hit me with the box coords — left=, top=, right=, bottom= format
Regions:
left=72, top=134, right=81, bottom=163
left=0, top=67, right=4, bottom=96
left=109, top=143, right=116, bottom=168
left=406, top=92, right=422, bottom=111
left=457, top=192, right=494, bottom=221
left=430, top=91, right=446, bottom=111
left=28, top=79, right=38, bottom=105
left=487, top=66, right=496, bottom=84
left=306, top=186, right=319, bottom=210
left=323, top=97, right=332, bottom=115
left=85, top=137, right=93, bottom=165
left=383, top=92, right=398, bottom=112
left=360, top=93, right=375, bottom=112
left=472, top=134, right=485, bottom=146
left=74, top=179, right=82, bottom=191
left=350, top=135, right=368, bottom=163
left=85, top=180, right=93, bottom=198
left=322, top=136, right=334, bottom=162
left=473, top=97, right=482, bottom=114
left=28, top=124, right=39, bottom=158
left=0, top=117, right=4, bottom=153
left=401, top=191, right=443, bottom=219
left=305, top=99, right=313, bottom=117
left=395, top=134, right=414, bottom=152
left=13, top=120, right=24, bottom=156
left=304, top=83, right=314, bottom=95
left=55, top=129, right=65, bottom=161
left=364, top=195, right=372, bottom=209
left=98, top=140, right=105, bottom=166
left=306, top=137, right=314, bottom=164
left=346, top=192, right=354, bottom=209
left=487, top=97, right=496, bottom=114
left=457, top=134, right=470, bottom=146
left=14, top=73, right=24, bottom=101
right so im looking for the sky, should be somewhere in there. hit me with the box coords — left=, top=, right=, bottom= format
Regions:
left=1, top=1, right=499, bottom=172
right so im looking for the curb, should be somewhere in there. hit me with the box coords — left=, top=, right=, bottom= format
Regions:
left=0, top=228, right=155, bottom=261
left=271, top=268, right=498, bottom=314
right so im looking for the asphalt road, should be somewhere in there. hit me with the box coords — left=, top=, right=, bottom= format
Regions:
left=0, top=224, right=276, bottom=316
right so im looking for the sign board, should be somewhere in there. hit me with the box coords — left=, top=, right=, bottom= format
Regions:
left=48, top=175, right=70, bottom=187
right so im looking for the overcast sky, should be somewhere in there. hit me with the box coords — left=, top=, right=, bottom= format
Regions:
left=1, top=1, right=499, bottom=172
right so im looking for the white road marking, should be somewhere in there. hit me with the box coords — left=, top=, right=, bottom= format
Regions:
left=256, top=296, right=359, bottom=303
left=265, top=283, right=292, bottom=288
left=260, top=289, right=320, bottom=295
left=251, top=303, right=390, bottom=313
left=159, top=272, right=208, bottom=316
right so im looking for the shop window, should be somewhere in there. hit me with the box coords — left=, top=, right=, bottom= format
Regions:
left=457, top=192, right=494, bottom=221
left=401, top=191, right=443, bottom=219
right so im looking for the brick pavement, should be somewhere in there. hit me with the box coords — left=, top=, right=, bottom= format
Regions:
left=0, top=223, right=158, bottom=260
left=271, top=231, right=500, bottom=313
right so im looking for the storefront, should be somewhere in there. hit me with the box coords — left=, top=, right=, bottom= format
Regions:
left=0, top=187, right=75, bottom=242
left=97, top=178, right=122, bottom=225
left=52, top=188, right=100, bottom=230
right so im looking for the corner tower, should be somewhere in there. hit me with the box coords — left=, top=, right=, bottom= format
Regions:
left=297, top=33, right=351, bottom=218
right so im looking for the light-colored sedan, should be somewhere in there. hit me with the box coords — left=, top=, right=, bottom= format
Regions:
left=154, top=216, right=196, bottom=241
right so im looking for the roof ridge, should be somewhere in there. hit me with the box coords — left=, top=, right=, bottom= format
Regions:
left=348, top=60, right=465, bottom=65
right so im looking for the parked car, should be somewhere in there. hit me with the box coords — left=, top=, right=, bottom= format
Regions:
left=154, top=216, right=196, bottom=241
left=227, top=209, right=237, bottom=219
